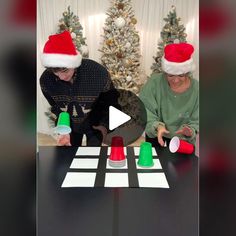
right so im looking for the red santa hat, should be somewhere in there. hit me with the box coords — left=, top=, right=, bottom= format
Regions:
left=162, top=43, right=195, bottom=75
left=41, top=31, right=82, bottom=68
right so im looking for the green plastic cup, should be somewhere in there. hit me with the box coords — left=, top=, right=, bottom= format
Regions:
left=137, top=142, right=154, bottom=167
left=54, top=112, right=71, bottom=135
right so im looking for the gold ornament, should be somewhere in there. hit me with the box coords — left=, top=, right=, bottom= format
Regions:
left=69, top=27, right=73, bottom=32
left=117, top=3, right=124, bottom=10
left=131, top=18, right=137, bottom=24
left=63, top=12, right=68, bottom=17
left=106, top=39, right=114, bottom=46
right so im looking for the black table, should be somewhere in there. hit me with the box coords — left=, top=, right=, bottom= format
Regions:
left=37, top=146, right=198, bottom=236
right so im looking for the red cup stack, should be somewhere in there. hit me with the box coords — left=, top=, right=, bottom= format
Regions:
left=108, top=136, right=126, bottom=168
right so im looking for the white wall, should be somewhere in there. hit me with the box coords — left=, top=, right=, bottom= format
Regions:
left=37, top=0, right=199, bottom=134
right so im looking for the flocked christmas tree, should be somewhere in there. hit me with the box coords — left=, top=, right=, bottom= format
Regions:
left=57, top=6, right=89, bottom=58
left=151, top=5, right=187, bottom=74
left=100, top=0, right=143, bottom=94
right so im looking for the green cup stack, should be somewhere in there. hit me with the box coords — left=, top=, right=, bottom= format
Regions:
left=54, top=112, right=71, bottom=135
left=137, top=142, right=154, bottom=167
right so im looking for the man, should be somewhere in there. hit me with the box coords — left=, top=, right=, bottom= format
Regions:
left=40, top=30, right=113, bottom=146
left=140, top=43, right=199, bottom=147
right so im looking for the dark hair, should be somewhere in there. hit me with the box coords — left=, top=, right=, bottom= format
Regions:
left=46, top=67, right=68, bottom=73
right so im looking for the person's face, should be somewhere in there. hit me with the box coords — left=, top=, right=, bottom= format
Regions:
left=52, top=68, right=75, bottom=82
left=166, top=73, right=187, bottom=88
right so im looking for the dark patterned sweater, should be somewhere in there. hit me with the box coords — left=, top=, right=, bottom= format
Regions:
left=40, top=59, right=114, bottom=133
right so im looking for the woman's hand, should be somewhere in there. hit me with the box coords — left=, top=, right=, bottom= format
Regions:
left=175, top=126, right=193, bottom=137
left=157, top=125, right=170, bottom=146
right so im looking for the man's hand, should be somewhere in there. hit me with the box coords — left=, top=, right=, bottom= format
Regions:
left=93, top=125, right=108, bottom=143
left=175, top=126, right=193, bottom=137
left=157, top=125, right=170, bottom=146
left=57, top=134, right=71, bottom=146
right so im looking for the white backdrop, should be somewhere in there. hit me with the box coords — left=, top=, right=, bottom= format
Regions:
left=37, top=0, right=199, bottom=134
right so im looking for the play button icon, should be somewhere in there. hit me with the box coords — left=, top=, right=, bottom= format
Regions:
left=88, top=88, right=147, bottom=146
left=109, top=106, right=131, bottom=130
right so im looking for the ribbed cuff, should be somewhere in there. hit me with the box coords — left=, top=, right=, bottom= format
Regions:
left=150, top=121, right=165, bottom=137
left=180, top=124, right=196, bottom=141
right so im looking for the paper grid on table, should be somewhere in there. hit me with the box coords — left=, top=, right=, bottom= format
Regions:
left=61, top=172, right=96, bottom=187
left=104, top=173, right=129, bottom=187
left=133, top=147, right=157, bottom=156
left=137, top=173, right=169, bottom=188
left=70, top=158, right=99, bottom=169
left=107, top=147, right=127, bottom=155
left=76, top=147, right=101, bottom=156
left=135, top=159, right=162, bottom=169
left=106, top=159, right=128, bottom=169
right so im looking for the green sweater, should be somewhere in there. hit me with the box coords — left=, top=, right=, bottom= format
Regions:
left=139, top=73, right=199, bottom=144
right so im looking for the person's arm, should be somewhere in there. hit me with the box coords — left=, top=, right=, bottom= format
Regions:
left=176, top=96, right=199, bottom=142
left=139, top=75, right=166, bottom=138
left=40, top=76, right=62, bottom=120
left=41, top=87, right=72, bottom=146
left=40, top=75, right=71, bottom=146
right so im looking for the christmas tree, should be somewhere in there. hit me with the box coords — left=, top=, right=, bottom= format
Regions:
left=57, top=6, right=89, bottom=58
left=151, top=5, right=187, bottom=74
left=100, top=0, right=142, bottom=94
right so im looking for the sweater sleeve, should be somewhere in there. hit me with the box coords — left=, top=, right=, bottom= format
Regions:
left=139, top=74, right=165, bottom=138
left=180, top=94, right=199, bottom=142
left=40, top=75, right=62, bottom=120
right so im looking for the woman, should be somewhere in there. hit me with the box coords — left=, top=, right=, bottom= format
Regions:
left=139, top=43, right=199, bottom=147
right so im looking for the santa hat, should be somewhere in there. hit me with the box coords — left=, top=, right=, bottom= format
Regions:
left=162, top=43, right=195, bottom=75
left=41, top=31, right=82, bottom=68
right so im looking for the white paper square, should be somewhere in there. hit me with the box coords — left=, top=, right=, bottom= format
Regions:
left=76, top=147, right=101, bottom=156
left=133, top=147, right=157, bottom=156
left=106, top=159, right=128, bottom=169
left=70, top=158, right=99, bottom=169
left=104, top=173, right=129, bottom=187
left=61, top=172, right=96, bottom=187
left=137, top=173, right=169, bottom=188
left=107, top=147, right=127, bottom=155
left=135, top=159, right=162, bottom=169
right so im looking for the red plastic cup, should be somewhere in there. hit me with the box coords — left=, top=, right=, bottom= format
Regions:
left=109, top=136, right=125, bottom=161
left=111, top=136, right=124, bottom=147
left=169, top=136, right=194, bottom=154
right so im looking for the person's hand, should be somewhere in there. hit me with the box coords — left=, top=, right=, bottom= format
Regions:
left=157, top=125, right=170, bottom=146
left=92, top=125, right=108, bottom=143
left=57, top=134, right=71, bottom=146
left=175, top=126, right=193, bottom=137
